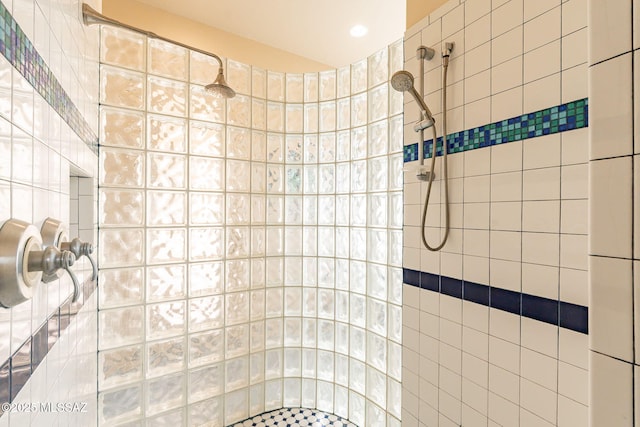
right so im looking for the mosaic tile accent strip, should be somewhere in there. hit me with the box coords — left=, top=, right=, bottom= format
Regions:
left=230, top=408, right=358, bottom=427
left=0, top=279, right=97, bottom=415
left=403, top=98, right=589, bottom=162
left=0, top=1, right=98, bottom=153
left=403, top=268, right=588, bottom=334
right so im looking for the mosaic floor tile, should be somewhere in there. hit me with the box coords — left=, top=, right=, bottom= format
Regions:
left=229, top=408, right=358, bottom=427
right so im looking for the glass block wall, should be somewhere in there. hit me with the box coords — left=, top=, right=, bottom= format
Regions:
left=97, top=24, right=404, bottom=427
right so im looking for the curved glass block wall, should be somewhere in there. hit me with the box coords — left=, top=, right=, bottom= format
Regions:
left=97, top=25, right=404, bottom=426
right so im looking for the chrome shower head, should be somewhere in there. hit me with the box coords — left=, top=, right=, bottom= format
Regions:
left=391, top=70, right=435, bottom=127
left=205, top=68, right=236, bottom=98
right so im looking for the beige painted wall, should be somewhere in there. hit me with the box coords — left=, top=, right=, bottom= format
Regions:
left=406, top=0, right=450, bottom=28
left=103, top=0, right=331, bottom=72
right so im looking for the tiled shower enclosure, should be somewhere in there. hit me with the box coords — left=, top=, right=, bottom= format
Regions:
left=97, top=25, right=404, bottom=426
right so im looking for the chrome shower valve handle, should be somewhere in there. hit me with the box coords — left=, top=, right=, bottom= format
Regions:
left=60, top=238, right=97, bottom=282
left=28, top=246, right=81, bottom=303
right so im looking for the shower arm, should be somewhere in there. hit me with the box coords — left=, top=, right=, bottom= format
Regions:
left=82, top=3, right=224, bottom=70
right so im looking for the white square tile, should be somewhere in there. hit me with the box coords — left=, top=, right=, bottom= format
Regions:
left=561, top=128, right=588, bottom=166
left=465, top=42, right=491, bottom=79
left=491, top=171, right=522, bottom=201
left=490, top=201, right=522, bottom=231
left=462, top=378, right=488, bottom=416
left=558, top=361, right=588, bottom=404
left=635, top=261, right=640, bottom=364
left=522, top=231, right=559, bottom=266
left=464, top=69, right=491, bottom=104
left=520, top=408, right=555, bottom=427
left=491, top=86, right=523, bottom=122
left=522, top=133, right=561, bottom=169
left=492, top=0, right=523, bottom=37
left=558, top=328, right=588, bottom=369
left=442, top=4, right=465, bottom=38
left=464, top=202, right=490, bottom=230
left=560, top=199, right=587, bottom=234
left=523, top=6, right=561, bottom=52
left=589, top=157, right=633, bottom=258
left=561, top=63, right=588, bottom=103
left=520, top=347, right=557, bottom=391
left=524, top=40, right=562, bottom=84
left=466, top=14, right=491, bottom=51
left=589, top=0, right=632, bottom=64
left=558, top=395, right=588, bottom=427
left=466, top=0, right=492, bottom=25
left=464, top=97, right=492, bottom=130
left=561, top=28, right=587, bottom=70
left=488, top=365, right=520, bottom=403
left=488, top=392, right=519, bottom=426
left=491, top=140, right=522, bottom=173
left=561, top=0, right=587, bottom=36
left=489, top=231, right=521, bottom=262
left=523, top=73, right=561, bottom=113
left=520, top=317, right=557, bottom=358
left=560, top=234, right=587, bottom=270
left=591, top=352, right=633, bottom=426
left=522, top=262, right=558, bottom=299
left=463, top=254, right=490, bottom=283
left=636, top=51, right=640, bottom=154
left=524, top=0, right=560, bottom=21
left=491, top=56, right=523, bottom=94
left=522, top=200, right=559, bottom=233
left=489, top=310, right=521, bottom=346
left=559, top=267, right=588, bottom=306
left=489, top=258, right=521, bottom=291
left=464, top=175, right=490, bottom=203
left=590, top=256, right=633, bottom=361
left=522, top=166, right=560, bottom=200
left=589, top=53, right=633, bottom=160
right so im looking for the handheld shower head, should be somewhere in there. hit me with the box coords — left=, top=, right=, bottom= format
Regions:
left=391, top=70, right=435, bottom=127
left=205, top=68, right=236, bottom=98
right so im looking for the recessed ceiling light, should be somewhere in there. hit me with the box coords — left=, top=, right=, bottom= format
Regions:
left=350, top=25, right=368, bottom=38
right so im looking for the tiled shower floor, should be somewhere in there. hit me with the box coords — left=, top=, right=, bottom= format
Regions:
left=229, top=408, right=358, bottom=427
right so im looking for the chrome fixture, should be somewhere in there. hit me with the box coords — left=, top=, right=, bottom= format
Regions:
left=0, top=219, right=80, bottom=307
left=41, top=217, right=97, bottom=282
left=81, top=3, right=236, bottom=98
left=391, top=43, right=455, bottom=251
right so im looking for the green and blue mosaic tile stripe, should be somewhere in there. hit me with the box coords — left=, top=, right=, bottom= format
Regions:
left=0, top=1, right=98, bottom=153
left=403, top=98, right=589, bottom=162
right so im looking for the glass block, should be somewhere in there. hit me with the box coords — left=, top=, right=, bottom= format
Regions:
left=267, top=133, right=284, bottom=162
left=350, top=194, right=366, bottom=227
left=350, top=293, right=366, bottom=330
left=367, top=298, right=388, bottom=337
left=334, top=195, right=349, bottom=226
left=267, top=71, right=285, bottom=101
left=388, top=303, right=402, bottom=344
left=189, top=121, right=224, bottom=157
left=318, top=165, right=335, bottom=194
left=266, top=227, right=284, bottom=256
left=189, top=156, right=224, bottom=190
left=226, top=259, right=250, bottom=292
left=99, top=228, right=144, bottom=268
left=334, top=132, right=348, bottom=164
left=319, top=70, right=337, bottom=101
left=302, top=257, right=317, bottom=288
left=368, top=193, right=388, bottom=227
left=252, top=67, right=267, bottom=99
left=351, top=59, right=367, bottom=94
left=368, top=157, right=389, bottom=192
left=100, top=65, right=145, bottom=109
left=148, top=38, right=187, bottom=80
left=265, top=349, right=283, bottom=379
left=100, top=189, right=144, bottom=227
left=367, top=332, right=387, bottom=373
left=189, top=192, right=224, bottom=226
left=189, top=329, right=224, bottom=367
left=266, top=257, right=284, bottom=287
left=337, top=98, right=351, bottom=131
left=317, top=289, right=335, bottom=320
left=388, top=267, right=403, bottom=306
left=146, top=114, right=186, bottom=152
left=301, top=228, right=316, bottom=258
left=148, top=76, right=186, bottom=117
left=101, top=26, right=145, bottom=70
left=188, top=295, right=224, bottom=332
left=367, top=229, right=387, bottom=264
left=250, top=352, right=265, bottom=384
left=100, top=106, right=144, bottom=148
left=303, top=134, right=318, bottom=163
left=226, top=193, right=250, bottom=225
left=286, top=73, right=303, bottom=102
left=286, top=167, right=302, bottom=194
left=389, top=154, right=404, bottom=190
left=146, top=264, right=186, bottom=302
left=189, top=397, right=223, bottom=427
left=366, top=122, right=388, bottom=159
left=336, top=259, right=350, bottom=290
left=147, top=228, right=186, bottom=264
left=252, top=98, right=266, bottom=130
left=226, top=227, right=250, bottom=258
left=250, top=321, right=265, bottom=352
left=304, top=104, right=318, bottom=133
left=188, top=364, right=224, bottom=403
left=367, top=263, right=388, bottom=302
left=387, top=379, right=402, bottom=418
left=303, top=166, right=318, bottom=194
left=188, top=262, right=224, bottom=297
left=318, top=259, right=335, bottom=289
left=284, top=378, right=301, bottom=408
left=317, top=320, right=335, bottom=351
left=350, top=358, right=365, bottom=393
left=100, top=147, right=144, bottom=188
left=319, top=101, right=336, bottom=132
left=147, top=301, right=185, bottom=339
left=368, top=48, right=389, bottom=88
left=351, top=92, right=367, bottom=127
left=285, top=135, right=303, bottom=163
left=284, top=226, right=302, bottom=255
left=318, top=196, right=335, bottom=226
left=227, top=94, right=251, bottom=128
left=189, top=227, right=223, bottom=261
left=226, top=126, right=251, bottom=160
left=147, top=191, right=185, bottom=226
left=267, top=196, right=284, bottom=225
left=147, top=152, right=186, bottom=189
left=389, top=230, right=403, bottom=267
left=351, top=160, right=367, bottom=192
left=99, top=267, right=144, bottom=309
left=319, top=133, right=335, bottom=163
left=284, top=318, right=302, bottom=347
left=99, top=345, right=143, bottom=388
left=304, top=73, right=318, bottom=102
left=303, top=196, right=317, bottom=225
left=190, top=85, right=225, bottom=123
left=251, top=163, right=266, bottom=194
left=337, top=66, right=350, bottom=98
left=226, top=292, right=249, bottom=325
left=349, top=391, right=365, bottom=427
left=301, top=317, right=315, bottom=348
left=265, top=289, right=283, bottom=318
left=225, top=388, right=248, bottom=424
left=99, top=384, right=142, bottom=425
left=334, top=291, right=350, bottom=324
left=388, top=341, right=402, bottom=381
left=146, top=373, right=185, bottom=415
left=227, top=59, right=251, bottom=95
left=350, top=126, right=367, bottom=160
left=367, top=367, right=386, bottom=408
left=252, top=258, right=266, bottom=288
left=318, top=227, right=334, bottom=257
left=265, top=379, right=283, bottom=410
left=147, top=336, right=185, bottom=378
left=389, top=84, right=403, bottom=117
left=335, top=227, right=350, bottom=259
left=285, top=256, right=302, bottom=286
left=226, top=324, right=250, bottom=359
left=189, top=50, right=218, bottom=85
left=226, top=160, right=250, bottom=192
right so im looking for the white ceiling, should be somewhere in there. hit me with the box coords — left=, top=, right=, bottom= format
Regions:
left=134, top=0, right=406, bottom=68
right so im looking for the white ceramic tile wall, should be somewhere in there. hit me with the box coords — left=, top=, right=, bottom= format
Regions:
left=402, top=0, right=589, bottom=425
left=587, top=0, right=640, bottom=424
left=0, top=0, right=100, bottom=425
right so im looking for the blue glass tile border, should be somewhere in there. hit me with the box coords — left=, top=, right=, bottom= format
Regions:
left=0, top=1, right=98, bottom=153
left=403, top=98, right=589, bottom=162
left=403, top=268, right=588, bottom=334
left=0, top=279, right=96, bottom=415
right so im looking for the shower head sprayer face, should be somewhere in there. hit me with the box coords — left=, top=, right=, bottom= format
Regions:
left=205, top=68, right=236, bottom=98
left=391, top=70, right=435, bottom=127
left=390, top=70, right=415, bottom=92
